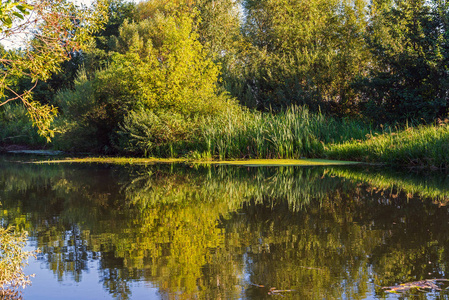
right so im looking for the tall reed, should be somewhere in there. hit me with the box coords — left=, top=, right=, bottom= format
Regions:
left=115, top=104, right=375, bottom=160
left=194, top=106, right=372, bottom=160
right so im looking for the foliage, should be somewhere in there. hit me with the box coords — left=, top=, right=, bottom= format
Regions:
left=17, top=0, right=137, bottom=112
left=3, top=0, right=449, bottom=160
left=355, top=0, right=449, bottom=123
left=194, top=0, right=242, bottom=58
left=56, top=9, right=240, bottom=153
left=111, top=13, right=223, bottom=115
left=115, top=104, right=374, bottom=159
left=53, top=68, right=104, bottom=152
left=113, top=103, right=375, bottom=159
left=0, top=227, right=34, bottom=297
left=198, top=106, right=325, bottom=159
left=225, top=0, right=370, bottom=114
left=77, top=0, right=137, bottom=78
left=118, top=109, right=199, bottom=157
left=190, top=105, right=373, bottom=160
left=0, top=103, right=46, bottom=146
left=94, top=0, right=137, bottom=53
left=0, top=1, right=32, bottom=31
left=135, top=0, right=242, bottom=58
left=0, top=0, right=108, bottom=140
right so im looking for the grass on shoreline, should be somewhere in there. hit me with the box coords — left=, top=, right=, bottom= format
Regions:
left=193, top=107, right=449, bottom=169
left=326, top=121, right=449, bottom=169
left=3, top=104, right=449, bottom=169
left=192, top=106, right=373, bottom=160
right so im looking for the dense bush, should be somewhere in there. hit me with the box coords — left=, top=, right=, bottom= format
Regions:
left=354, top=0, right=449, bottom=123
left=117, top=109, right=199, bottom=157
left=0, top=103, right=46, bottom=147
left=53, top=68, right=106, bottom=152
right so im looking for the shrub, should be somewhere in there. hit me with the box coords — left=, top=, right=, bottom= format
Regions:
left=118, top=109, right=198, bottom=156
left=0, top=103, right=46, bottom=147
left=53, top=68, right=106, bottom=152
left=56, top=11, right=238, bottom=154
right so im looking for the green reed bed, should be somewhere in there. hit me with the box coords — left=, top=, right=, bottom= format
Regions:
left=326, top=122, right=449, bottom=168
left=195, top=106, right=449, bottom=169
left=199, top=107, right=322, bottom=159
left=195, top=106, right=372, bottom=160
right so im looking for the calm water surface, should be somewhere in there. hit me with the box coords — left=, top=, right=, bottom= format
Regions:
left=1, top=155, right=449, bottom=299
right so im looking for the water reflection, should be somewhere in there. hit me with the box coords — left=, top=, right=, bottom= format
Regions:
left=1, top=157, right=449, bottom=299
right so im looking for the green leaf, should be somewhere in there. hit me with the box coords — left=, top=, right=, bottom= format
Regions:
left=16, top=4, right=32, bottom=15
left=2, top=16, right=12, bottom=26
left=13, top=11, right=24, bottom=19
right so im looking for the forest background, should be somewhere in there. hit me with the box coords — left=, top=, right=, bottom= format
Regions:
left=1, top=0, right=449, bottom=168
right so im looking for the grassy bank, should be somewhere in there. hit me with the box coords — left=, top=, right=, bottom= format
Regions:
left=2, top=102, right=449, bottom=169
left=194, top=107, right=449, bottom=169
left=326, top=121, right=449, bottom=169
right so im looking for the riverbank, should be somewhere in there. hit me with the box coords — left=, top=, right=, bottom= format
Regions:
left=326, top=121, right=449, bottom=169
left=2, top=107, right=449, bottom=169
left=32, top=157, right=362, bottom=167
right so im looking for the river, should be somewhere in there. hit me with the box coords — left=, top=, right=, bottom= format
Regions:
left=1, top=155, right=449, bottom=299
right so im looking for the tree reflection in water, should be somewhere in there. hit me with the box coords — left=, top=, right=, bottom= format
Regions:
left=1, top=159, right=449, bottom=299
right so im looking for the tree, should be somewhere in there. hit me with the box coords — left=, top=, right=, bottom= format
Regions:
left=113, top=12, right=238, bottom=154
left=80, top=0, right=137, bottom=75
left=228, top=0, right=370, bottom=114
left=55, top=9, right=239, bottom=154
left=355, top=0, right=449, bottom=123
left=135, top=0, right=242, bottom=58
left=0, top=0, right=108, bottom=140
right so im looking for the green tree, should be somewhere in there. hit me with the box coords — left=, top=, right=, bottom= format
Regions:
left=135, top=0, right=243, bottom=58
left=28, top=0, right=137, bottom=104
left=355, top=0, right=449, bottom=123
left=81, top=0, right=137, bottom=75
left=112, top=13, right=221, bottom=114
left=193, top=0, right=243, bottom=59
left=228, top=0, right=370, bottom=114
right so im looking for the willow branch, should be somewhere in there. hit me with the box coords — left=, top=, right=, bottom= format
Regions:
left=0, top=80, right=38, bottom=107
